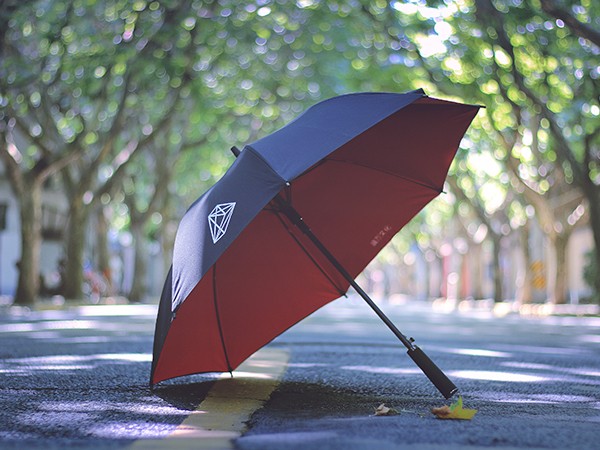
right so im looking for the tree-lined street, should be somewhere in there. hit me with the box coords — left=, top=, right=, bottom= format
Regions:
left=1, top=1, right=599, bottom=448
left=1, top=298, right=599, bottom=449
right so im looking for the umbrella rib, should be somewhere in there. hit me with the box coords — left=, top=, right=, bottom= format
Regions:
left=212, top=263, right=233, bottom=373
left=272, top=211, right=347, bottom=298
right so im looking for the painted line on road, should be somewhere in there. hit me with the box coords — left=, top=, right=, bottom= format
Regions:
left=129, top=347, right=289, bottom=450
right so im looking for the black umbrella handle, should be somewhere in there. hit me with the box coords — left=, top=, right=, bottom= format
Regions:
left=352, top=272, right=458, bottom=399
left=407, top=346, right=458, bottom=399
left=352, top=278, right=458, bottom=399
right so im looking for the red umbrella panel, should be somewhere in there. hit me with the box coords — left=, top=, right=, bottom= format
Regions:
left=151, top=90, right=481, bottom=397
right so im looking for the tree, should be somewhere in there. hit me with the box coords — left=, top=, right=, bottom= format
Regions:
left=1, top=2, right=82, bottom=304
left=1, top=0, right=201, bottom=301
left=469, top=0, right=600, bottom=300
left=448, top=170, right=512, bottom=302
left=376, top=0, right=599, bottom=302
left=350, top=0, right=599, bottom=302
left=54, top=0, right=202, bottom=299
left=3, top=0, right=597, bottom=305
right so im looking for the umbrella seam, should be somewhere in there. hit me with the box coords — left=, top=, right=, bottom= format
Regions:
left=272, top=211, right=347, bottom=298
left=326, top=158, right=444, bottom=193
left=212, top=263, right=233, bottom=373
left=244, top=144, right=289, bottom=184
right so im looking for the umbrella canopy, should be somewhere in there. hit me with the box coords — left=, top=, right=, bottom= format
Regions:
left=151, top=90, right=480, bottom=388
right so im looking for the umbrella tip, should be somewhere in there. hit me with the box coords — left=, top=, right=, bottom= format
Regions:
left=409, top=88, right=426, bottom=96
left=231, top=146, right=241, bottom=157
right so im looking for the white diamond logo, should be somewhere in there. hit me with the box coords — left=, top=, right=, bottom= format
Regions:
left=208, top=202, right=236, bottom=244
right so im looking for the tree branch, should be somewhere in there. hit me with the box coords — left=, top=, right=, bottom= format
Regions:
left=476, top=0, right=587, bottom=187
left=36, top=148, right=82, bottom=182
left=540, top=0, right=600, bottom=48
left=447, top=175, right=492, bottom=233
left=92, top=89, right=183, bottom=203
left=0, top=120, right=24, bottom=195
left=10, top=109, right=55, bottom=156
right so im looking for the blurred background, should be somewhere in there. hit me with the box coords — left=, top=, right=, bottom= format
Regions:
left=0, top=0, right=598, bottom=308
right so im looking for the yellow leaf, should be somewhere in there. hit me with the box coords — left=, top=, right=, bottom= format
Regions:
left=431, top=396, right=477, bottom=420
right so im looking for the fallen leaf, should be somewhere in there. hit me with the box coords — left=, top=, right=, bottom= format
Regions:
left=374, top=403, right=398, bottom=416
left=431, top=396, right=477, bottom=420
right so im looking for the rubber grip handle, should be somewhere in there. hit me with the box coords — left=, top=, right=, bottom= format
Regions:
left=408, top=346, right=458, bottom=399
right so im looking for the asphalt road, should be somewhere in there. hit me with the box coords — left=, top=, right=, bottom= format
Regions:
left=238, top=297, right=600, bottom=449
left=0, top=297, right=599, bottom=449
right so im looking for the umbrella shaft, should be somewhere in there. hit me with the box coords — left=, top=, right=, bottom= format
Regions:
left=276, top=197, right=458, bottom=398
left=347, top=275, right=416, bottom=351
left=276, top=199, right=415, bottom=351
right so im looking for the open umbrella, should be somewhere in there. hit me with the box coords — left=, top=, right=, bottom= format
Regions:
left=151, top=89, right=481, bottom=398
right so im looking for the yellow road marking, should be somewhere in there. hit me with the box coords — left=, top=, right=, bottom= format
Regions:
left=129, top=348, right=289, bottom=449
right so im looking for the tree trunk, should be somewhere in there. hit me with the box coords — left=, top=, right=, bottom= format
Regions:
left=129, top=222, right=147, bottom=303
left=422, top=250, right=431, bottom=300
left=553, top=233, right=570, bottom=304
left=62, top=199, right=87, bottom=300
left=491, top=235, right=503, bottom=302
left=587, top=195, right=600, bottom=303
left=519, top=223, right=533, bottom=304
left=158, top=197, right=177, bottom=280
left=14, top=180, right=42, bottom=305
left=431, top=256, right=443, bottom=299
left=470, top=244, right=483, bottom=299
left=95, top=207, right=111, bottom=294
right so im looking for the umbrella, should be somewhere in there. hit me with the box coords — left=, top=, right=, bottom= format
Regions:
left=151, top=89, right=481, bottom=398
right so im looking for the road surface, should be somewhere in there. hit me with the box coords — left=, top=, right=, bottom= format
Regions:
left=0, top=297, right=599, bottom=449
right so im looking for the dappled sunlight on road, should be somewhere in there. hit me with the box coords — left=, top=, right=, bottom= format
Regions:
left=476, top=392, right=599, bottom=405
left=341, top=365, right=421, bottom=375
left=579, top=334, right=600, bottom=344
left=491, top=343, right=590, bottom=355
left=296, top=322, right=378, bottom=336
left=27, top=334, right=111, bottom=343
left=89, top=421, right=178, bottom=439
left=0, top=306, right=156, bottom=370
left=0, top=304, right=187, bottom=443
left=447, top=348, right=512, bottom=358
left=0, top=317, right=152, bottom=336
left=230, top=371, right=277, bottom=380
left=37, top=400, right=194, bottom=416
left=502, top=361, right=600, bottom=378
left=287, top=362, right=329, bottom=368
left=0, top=353, right=152, bottom=375
left=6, top=353, right=152, bottom=364
left=9, top=389, right=196, bottom=441
left=450, top=370, right=549, bottom=383
left=0, top=320, right=102, bottom=333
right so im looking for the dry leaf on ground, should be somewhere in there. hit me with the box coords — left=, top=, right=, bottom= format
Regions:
left=373, top=403, right=399, bottom=416
left=431, top=396, right=477, bottom=420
